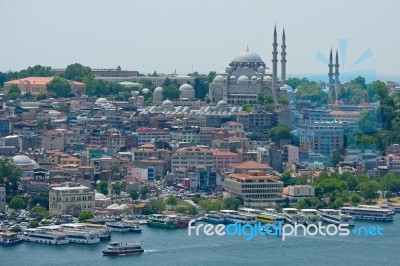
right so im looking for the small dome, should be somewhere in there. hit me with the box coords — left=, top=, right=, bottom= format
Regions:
left=179, top=83, right=194, bottom=91
left=230, top=75, right=237, bottom=80
left=162, top=99, right=173, bottom=107
left=216, top=100, right=228, bottom=109
left=95, top=193, right=108, bottom=200
left=131, top=91, right=139, bottom=96
left=281, top=84, right=293, bottom=91
left=154, top=87, right=163, bottom=92
left=225, top=66, right=233, bottom=73
left=13, top=155, right=35, bottom=166
left=258, top=66, right=265, bottom=71
left=95, top=98, right=109, bottom=105
left=263, top=76, right=273, bottom=82
left=142, top=88, right=150, bottom=94
left=251, top=76, right=257, bottom=80
left=237, top=75, right=249, bottom=82
left=213, top=75, right=225, bottom=83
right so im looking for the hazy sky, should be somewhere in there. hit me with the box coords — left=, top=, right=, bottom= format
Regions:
left=1, top=0, right=399, bottom=78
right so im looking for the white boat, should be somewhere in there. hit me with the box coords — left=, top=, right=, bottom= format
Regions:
left=76, top=223, right=111, bottom=239
left=282, top=208, right=305, bottom=224
left=64, top=230, right=100, bottom=244
left=239, top=208, right=285, bottom=225
left=204, top=211, right=226, bottom=224
left=300, top=209, right=320, bottom=225
left=0, top=231, right=22, bottom=246
left=340, top=205, right=395, bottom=221
left=102, top=241, right=144, bottom=256
left=105, top=222, right=142, bottom=232
left=219, top=210, right=257, bottom=225
left=22, top=228, right=69, bottom=245
left=318, top=209, right=355, bottom=226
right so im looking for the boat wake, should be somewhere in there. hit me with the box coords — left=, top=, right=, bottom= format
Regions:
left=144, top=249, right=158, bottom=253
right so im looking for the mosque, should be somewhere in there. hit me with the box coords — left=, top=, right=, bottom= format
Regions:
left=208, top=26, right=288, bottom=104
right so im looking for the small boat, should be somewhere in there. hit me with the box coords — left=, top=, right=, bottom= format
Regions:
left=0, top=231, right=22, bottom=246
left=282, top=208, right=305, bottom=225
left=300, top=209, right=320, bottom=225
left=102, top=241, right=144, bottom=256
left=318, top=209, right=355, bottom=226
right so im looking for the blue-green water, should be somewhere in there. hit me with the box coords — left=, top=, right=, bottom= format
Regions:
left=2, top=218, right=400, bottom=266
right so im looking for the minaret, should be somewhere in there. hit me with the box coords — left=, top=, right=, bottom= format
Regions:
left=335, top=49, right=340, bottom=86
left=272, top=25, right=278, bottom=100
left=328, top=48, right=334, bottom=100
left=281, top=28, right=287, bottom=85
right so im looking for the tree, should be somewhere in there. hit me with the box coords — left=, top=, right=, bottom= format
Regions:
left=63, top=63, right=93, bottom=82
left=358, top=180, right=380, bottom=202
left=110, top=164, right=120, bottom=174
left=112, top=183, right=122, bottom=195
left=280, top=170, right=294, bottom=186
left=295, top=82, right=328, bottom=105
left=139, top=187, right=150, bottom=197
left=142, top=199, right=166, bottom=215
left=31, top=192, right=49, bottom=210
left=9, top=196, right=27, bottom=210
left=223, top=197, right=242, bottom=210
left=96, top=181, right=108, bottom=195
left=129, top=190, right=139, bottom=201
left=36, top=92, right=48, bottom=101
left=350, top=193, right=364, bottom=206
left=277, top=95, right=289, bottom=105
left=78, top=211, right=94, bottom=222
left=30, top=205, right=50, bottom=220
left=269, top=125, right=292, bottom=143
left=0, top=158, right=22, bottom=195
left=328, top=151, right=343, bottom=167
left=30, top=221, right=39, bottom=228
left=242, top=105, right=253, bottom=113
left=166, top=196, right=178, bottom=205
left=46, top=77, right=72, bottom=98
left=162, top=86, right=180, bottom=100
left=7, top=84, right=21, bottom=100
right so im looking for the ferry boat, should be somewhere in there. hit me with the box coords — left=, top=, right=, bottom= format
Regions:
left=102, top=241, right=144, bottom=256
left=147, top=214, right=178, bottom=229
left=0, top=231, right=22, bottom=246
left=340, top=205, right=395, bottom=221
left=63, top=223, right=111, bottom=239
left=204, top=211, right=226, bottom=224
left=300, top=209, right=320, bottom=225
left=282, top=208, right=305, bottom=225
left=22, top=228, right=69, bottom=245
left=318, top=209, right=355, bottom=226
left=219, top=210, right=257, bottom=225
left=239, top=208, right=284, bottom=225
left=105, top=222, right=142, bottom=233
left=64, top=230, right=100, bottom=244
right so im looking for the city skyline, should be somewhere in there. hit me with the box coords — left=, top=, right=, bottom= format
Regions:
left=1, top=0, right=399, bottom=78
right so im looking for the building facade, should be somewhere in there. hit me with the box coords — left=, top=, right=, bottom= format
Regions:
left=49, top=183, right=95, bottom=216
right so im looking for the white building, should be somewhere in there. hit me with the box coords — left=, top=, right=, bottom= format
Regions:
left=49, top=183, right=95, bottom=216
left=135, top=127, right=171, bottom=146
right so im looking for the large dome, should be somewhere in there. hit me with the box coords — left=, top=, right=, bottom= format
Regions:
left=162, top=99, right=173, bottom=107
left=179, top=83, right=194, bottom=91
left=95, top=98, right=109, bottom=105
left=13, top=155, right=36, bottom=166
left=232, top=50, right=264, bottom=63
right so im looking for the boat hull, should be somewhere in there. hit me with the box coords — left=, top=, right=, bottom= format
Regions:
left=147, top=221, right=178, bottom=229
left=102, top=249, right=144, bottom=256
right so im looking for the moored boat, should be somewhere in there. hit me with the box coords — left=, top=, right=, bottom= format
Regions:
left=22, top=228, right=69, bottom=245
left=102, top=241, right=144, bottom=256
left=340, top=205, right=395, bottom=221
left=318, top=209, right=355, bottom=226
left=219, top=210, right=257, bottom=224
left=282, top=208, right=305, bottom=225
left=147, top=214, right=178, bottom=229
left=204, top=211, right=226, bottom=224
left=300, top=209, right=320, bottom=225
left=0, top=231, right=22, bottom=246
left=106, top=222, right=142, bottom=233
